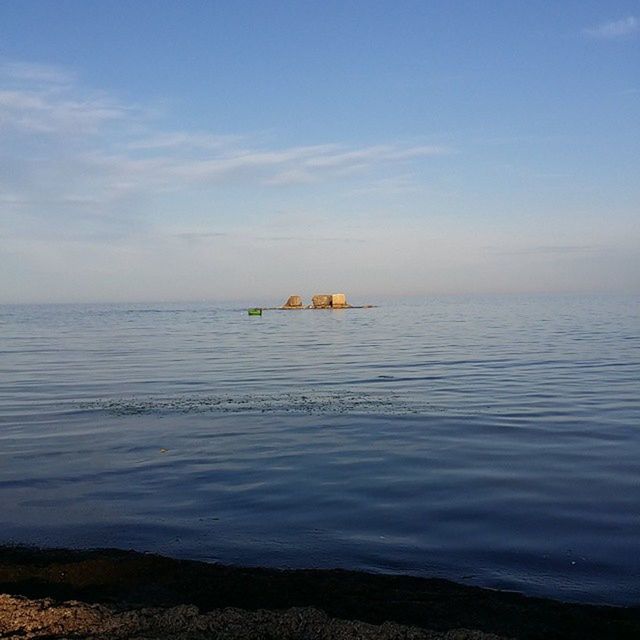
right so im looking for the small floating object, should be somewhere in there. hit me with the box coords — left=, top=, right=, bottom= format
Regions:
left=247, top=307, right=262, bottom=316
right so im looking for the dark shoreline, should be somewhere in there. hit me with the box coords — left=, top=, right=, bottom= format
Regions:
left=1, top=546, right=639, bottom=639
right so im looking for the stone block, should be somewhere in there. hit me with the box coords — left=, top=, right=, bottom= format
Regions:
left=282, top=295, right=303, bottom=308
left=312, top=294, right=332, bottom=308
left=331, top=293, right=347, bottom=308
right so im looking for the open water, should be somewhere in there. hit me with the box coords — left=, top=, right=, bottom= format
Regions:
left=0, top=296, right=639, bottom=604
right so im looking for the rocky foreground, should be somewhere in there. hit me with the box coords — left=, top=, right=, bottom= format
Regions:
left=0, top=546, right=639, bottom=639
left=1, top=594, right=504, bottom=640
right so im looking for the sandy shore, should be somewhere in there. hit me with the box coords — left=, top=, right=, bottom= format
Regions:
left=1, top=546, right=638, bottom=639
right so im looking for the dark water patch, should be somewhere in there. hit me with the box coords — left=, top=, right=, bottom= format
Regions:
left=81, top=391, right=443, bottom=416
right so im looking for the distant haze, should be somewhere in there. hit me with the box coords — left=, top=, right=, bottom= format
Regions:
left=1, top=2, right=638, bottom=303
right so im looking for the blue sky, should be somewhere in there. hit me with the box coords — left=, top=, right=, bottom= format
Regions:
left=1, top=1, right=638, bottom=302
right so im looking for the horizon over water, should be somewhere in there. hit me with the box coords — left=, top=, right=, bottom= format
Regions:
left=1, top=294, right=639, bottom=605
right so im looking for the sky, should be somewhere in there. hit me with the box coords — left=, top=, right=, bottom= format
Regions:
left=0, top=1, right=638, bottom=303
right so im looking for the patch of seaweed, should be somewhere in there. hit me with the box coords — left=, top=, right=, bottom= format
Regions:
left=81, top=390, right=443, bottom=417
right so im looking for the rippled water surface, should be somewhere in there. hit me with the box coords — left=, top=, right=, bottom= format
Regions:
left=1, top=296, right=639, bottom=604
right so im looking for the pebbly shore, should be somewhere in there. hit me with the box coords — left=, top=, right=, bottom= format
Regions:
left=1, top=546, right=639, bottom=639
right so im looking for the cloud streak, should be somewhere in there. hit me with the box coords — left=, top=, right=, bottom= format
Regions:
left=485, top=244, right=607, bottom=256
left=0, top=60, right=451, bottom=238
left=0, top=62, right=450, bottom=250
left=583, top=16, right=639, bottom=39
left=0, top=60, right=76, bottom=85
left=0, top=88, right=131, bottom=133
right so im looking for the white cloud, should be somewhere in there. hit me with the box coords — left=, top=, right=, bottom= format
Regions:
left=0, top=88, right=132, bottom=134
left=0, top=57, right=456, bottom=282
left=263, top=168, right=317, bottom=186
left=126, top=131, right=245, bottom=150
left=0, top=60, right=451, bottom=228
left=346, top=174, right=421, bottom=197
left=0, top=60, right=137, bottom=134
left=159, top=143, right=446, bottom=185
left=583, top=16, right=639, bottom=39
left=485, top=244, right=606, bottom=256
left=0, top=60, right=76, bottom=85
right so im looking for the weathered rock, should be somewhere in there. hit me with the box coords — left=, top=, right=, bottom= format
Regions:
left=0, top=594, right=509, bottom=640
left=311, top=293, right=350, bottom=308
left=282, top=295, right=303, bottom=309
left=312, top=294, right=333, bottom=308
left=331, top=293, right=348, bottom=308
left=1, top=547, right=638, bottom=639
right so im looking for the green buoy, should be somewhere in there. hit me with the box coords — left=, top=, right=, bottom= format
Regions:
left=248, top=308, right=262, bottom=316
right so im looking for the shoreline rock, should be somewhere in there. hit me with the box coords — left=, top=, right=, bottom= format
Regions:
left=0, top=594, right=507, bottom=640
left=0, top=546, right=639, bottom=639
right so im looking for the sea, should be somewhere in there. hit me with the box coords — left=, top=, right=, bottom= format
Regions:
left=1, top=295, right=639, bottom=605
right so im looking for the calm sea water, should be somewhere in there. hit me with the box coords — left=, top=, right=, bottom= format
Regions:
left=1, top=296, right=639, bottom=604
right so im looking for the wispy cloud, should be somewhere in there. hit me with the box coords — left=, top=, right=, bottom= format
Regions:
left=172, top=230, right=363, bottom=244
left=0, top=59, right=451, bottom=236
left=0, top=60, right=76, bottom=85
left=263, top=168, right=317, bottom=186
left=347, top=174, right=422, bottom=197
left=0, top=59, right=454, bottom=253
left=173, top=231, right=229, bottom=242
left=583, top=16, right=639, bottom=39
left=0, top=60, right=138, bottom=135
left=173, top=143, right=448, bottom=186
left=254, top=234, right=364, bottom=243
left=485, top=244, right=606, bottom=256
left=126, top=131, right=245, bottom=151
left=0, top=89, right=131, bottom=133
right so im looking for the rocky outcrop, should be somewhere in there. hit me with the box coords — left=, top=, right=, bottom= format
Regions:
left=0, top=594, right=508, bottom=640
left=331, top=293, right=348, bottom=308
left=1, top=546, right=638, bottom=639
left=282, top=295, right=304, bottom=309
left=311, top=293, right=350, bottom=308
left=311, top=294, right=332, bottom=308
